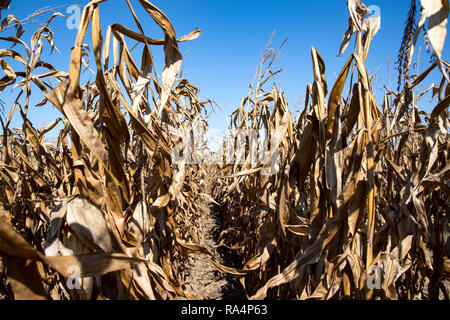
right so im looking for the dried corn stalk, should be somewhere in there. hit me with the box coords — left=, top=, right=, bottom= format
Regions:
left=0, top=0, right=449, bottom=301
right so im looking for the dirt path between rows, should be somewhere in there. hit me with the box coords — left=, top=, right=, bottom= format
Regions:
left=179, top=203, right=246, bottom=300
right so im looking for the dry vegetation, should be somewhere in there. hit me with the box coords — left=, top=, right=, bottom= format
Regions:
left=0, top=0, right=449, bottom=300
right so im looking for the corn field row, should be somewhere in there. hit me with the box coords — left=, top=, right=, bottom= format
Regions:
left=0, top=0, right=448, bottom=300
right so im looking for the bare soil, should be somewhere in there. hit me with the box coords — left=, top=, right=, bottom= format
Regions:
left=178, top=204, right=246, bottom=300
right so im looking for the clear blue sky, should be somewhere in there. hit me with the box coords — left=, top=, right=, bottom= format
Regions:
left=0, top=0, right=445, bottom=135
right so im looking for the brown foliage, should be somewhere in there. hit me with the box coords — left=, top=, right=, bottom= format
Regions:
left=0, top=0, right=448, bottom=300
